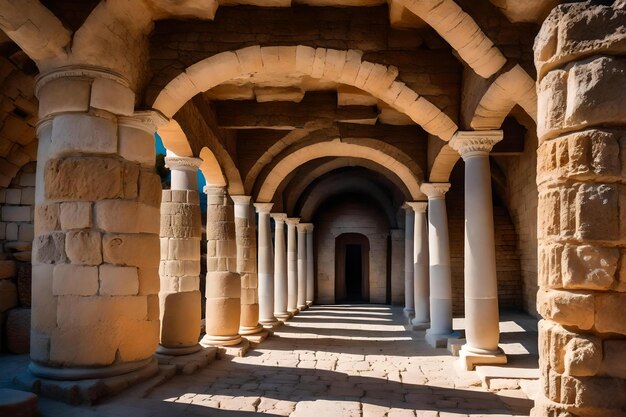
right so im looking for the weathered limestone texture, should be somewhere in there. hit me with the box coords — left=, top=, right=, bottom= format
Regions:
left=30, top=67, right=164, bottom=380
left=533, top=3, right=626, bottom=416
left=254, top=203, right=279, bottom=329
left=158, top=157, right=202, bottom=356
left=201, top=186, right=242, bottom=347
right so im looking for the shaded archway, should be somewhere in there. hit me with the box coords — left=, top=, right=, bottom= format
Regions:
left=335, top=233, right=370, bottom=303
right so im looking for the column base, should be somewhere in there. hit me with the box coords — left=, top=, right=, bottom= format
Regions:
left=16, top=358, right=158, bottom=404
left=156, top=344, right=202, bottom=356
left=259, top=318, right=282, bottom=331
left=306, top=301, right=313, bottom=307
left=243, top=329, right=270, bottom=346
left=425, top=330, right=461, bottom=348
left=215, top=339, right=251, bottom=359
left=403, top=308, right=415, bottom=318
left=274, top=311, right=293, bottom=321
left=288, top=308, right=300, bottom=316
left=458, top=345, right=507, bottom=371
left=200, top=333, right=242, bottom=347
left=410, top=319, right=430, bottom=330
left=297, top=304, right=308, bottom=311
left=239, top=324, right=265, bottom=335
left=154, top=346, right=217, bottom=375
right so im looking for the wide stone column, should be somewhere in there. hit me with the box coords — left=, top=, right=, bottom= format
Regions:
left=200, top=186, right=242, bottom=347
left=29, top=68, right=165, bottom=388
left=407, top=202, right=429, bottom=329
left=305, top=224, right=315, bottom=306
left=271, top=213, right=290, bottom=320
left=233, top=197, right=263, bottom=335
left=254, top=203, right=280, bottom=329
left=286, top=218, right=300, bottom=315
left=450, top=131, right=507, bottom=370
left=157, top=156, right=203, bottom=358
left=421, top=183, right=459, bottom=348
left=532, top=4, right=626, bottom=416
left=296, top=223, right=309, bottom=310
left=402, top=204, right=415, bottom=318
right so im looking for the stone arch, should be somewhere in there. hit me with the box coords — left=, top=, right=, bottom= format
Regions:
left=255, top=138, right=423, bottom=202
left=152, top=46, right=458, bottom=140
left=199, top=147, right=226, bottom=187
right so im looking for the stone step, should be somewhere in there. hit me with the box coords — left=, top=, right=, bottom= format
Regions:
left=120, top=364, right=177, bottom=399
left=154, top=346, right=217, bottom=375
left=475, top=361, right=540, bottom=391
left=0, top=388, right=37, bottom=417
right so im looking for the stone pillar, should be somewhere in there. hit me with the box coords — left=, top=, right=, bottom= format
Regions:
left=271, top=213, right=290, bottom=320
left=402, top=204, right=415, bottom=318
left=296, top=223, right=308, bottom=310
left=158, top=156, right=202, bottom=357
left=421, top=183, right=459, bottom=348
left=407, top=202, right=429, bottom=329
left=390, top=229, right=405, bottom=305
left=450, top=131, right=507, bottom=369
left=254, top=203, right=279, bottom=329
left=233, top=196, right=263, bottom=335
left=29, top=68, right=165, bottom=382
left=200, top=186, right=241, bottom=347
left=305, top=224, right=315, bottom=306
left=532, top=4, right=626, bottom=416
left=286, top=218, right=300, bottom=315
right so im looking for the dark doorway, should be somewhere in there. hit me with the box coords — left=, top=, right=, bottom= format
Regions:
left=345, top=244, right=362, bottom=300
left=335, top=233, right=369, bottom=303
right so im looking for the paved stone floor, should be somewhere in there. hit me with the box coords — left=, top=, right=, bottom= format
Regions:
left=1, top=305, right=537, bottom=416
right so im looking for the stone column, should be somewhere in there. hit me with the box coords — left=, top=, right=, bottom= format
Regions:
left=254, top=203, right=279, bottom=329
left=200, top=186, right=241, bottom=347
left=296, top=223, right=309, bottom=310
left=271, top=213, right=290, bottom=320
left=407, top=202, right=429, bottom=330
left=29, top=68, right=165, bottom=383
left=402, top=204, right=415, bottom=318
left=157, top=156, right=202, bottom=357
left=390, top=229, right=404, bottom=305
left=305, top=224, right=315, bottom=306
left=450, top=131, right=506, bottom=369
left=233, top=196, right=263, bottom=335
left=286, top=218, right=300, bottom=315
left=532, top=4, right=626, bottom=416
left=421, top=183, right=459, bottom=348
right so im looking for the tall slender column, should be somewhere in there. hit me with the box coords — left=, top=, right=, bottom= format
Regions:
left=390, top=229, right=405, bottom=305
left=286, top=218, right=300, bottom=315
left=305, top=224, right=315, bottom=306
left=421, top=183, right=459, bottom=348
left=450, top=131, right=507, bottom=369
left=296, top=223, right=309, bottom=310
left=233, top=196, right=263, bottom=335
left=271, top=213, right=290, bottom=320
left=407, top=202, right=429, bottom=329
left=200, top=186, right=241, bottom=347
left=158, top=156, right=203, bottom=357
left=254, top=203, right=280, bottom=328
left=402, top=204, right=415, bottom=318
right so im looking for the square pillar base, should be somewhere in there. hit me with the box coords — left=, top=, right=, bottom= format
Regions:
left=215, top=339, right=251, bottom=359
left=244, top=329, right=271, bottom=346
left=425, top=331, right=461, bottom=348
left=411, top=320, right=430, bottom=330
left=403, top=308, right=415, bottom=319
left=458, top=346, right=507, bottom=371
left=447, top=338, right=466, bottom=357
left=154, top=347, right=217, bottom=375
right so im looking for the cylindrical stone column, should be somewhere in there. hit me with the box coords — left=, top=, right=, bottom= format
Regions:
left=421, top=183, right=459, bottom=348
left=271, top=213, right=290, bottom=320
left=254, top=203, right=279, bottom=328
left=200, top=186, right=241, bottom=347
left=407, top=202, right=429, bottom=329
left=402, top=204, right=415, bottom=318
left=390, top=229, right=405, bottom=305
left=30, top=68, right=165, bottom=381
left=233, top=196, right=263, bottom=335
left=286, top=218, right=300, bottom=315
left=296, top=223, right=308, bottom=310
left=450, top=131, right=506, bottom=369
left=305, top=224, right=315, bottom=306
left=157, top=156, right=203, bottom=357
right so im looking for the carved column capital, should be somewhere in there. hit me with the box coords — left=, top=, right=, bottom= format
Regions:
left=449, top=130, right=503, bottom=159
left=165, top=156, right=202, bottom=172
left=254, top=202, right=274, bottom=214
left=420, top=183, right=451, bottom=200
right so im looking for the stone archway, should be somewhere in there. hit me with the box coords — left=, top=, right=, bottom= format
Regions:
left=335, top=233, right=370, bottom=303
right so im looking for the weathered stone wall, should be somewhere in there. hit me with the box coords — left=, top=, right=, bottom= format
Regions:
left=533, top=3, right=626, bottom=416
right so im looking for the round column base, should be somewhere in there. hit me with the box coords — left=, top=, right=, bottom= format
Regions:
left=200, top=334, right=242, bottom=347
left=306, top=301, right=313, bottom=307
left=458, top=344, right=507, bottom=371
left=403, top=308, right=415, bottom=318
left=28, top=357, right=154, bottom=381
left=411, top=319, right=430, bottom=330
left=239, top=324, right=265, bottom=335
left=156, top=344, right=202, bottom=356
left=297, top=304, right=308, bottom=311
left=274, top=311, right=292, bottom=321
left=288, top=308, right=300, bottom=316
left=259, top=317, right=281, bottom=330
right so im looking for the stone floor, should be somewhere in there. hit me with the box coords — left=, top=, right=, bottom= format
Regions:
left=1, top=305, right=538, bottom=416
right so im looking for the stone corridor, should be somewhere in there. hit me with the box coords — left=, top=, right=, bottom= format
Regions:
left=10, top=305, right=535, bottom=417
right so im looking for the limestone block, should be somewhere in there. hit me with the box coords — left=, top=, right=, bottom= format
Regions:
left=559, top=374, right=626, bottom=410
left=99, top=264, right=139, bottom=296
left=204, top=297, right=240, bottom=336
left=49, top=113, right=117, bottom=159
left=160, top=260, right=201, bottom=277
left=95, top=200, right=159, bottom=234
left=575, top=183, right=619, bottom=241
left=537, top=69, right=568, bottom=141
left=30, top=330, right=50, bottom=363
left=138, top=266, right=159, bottom=296
left=56, top=295, right=147, bottom=329
left=20, top=173, right=36, bottom=187
left=138, top=171, right=162, bottom=208
left=117, top=318, right=159, bottom=362
left=49, top=323, right=120, bottom=366
left=118, top=125, right=156, bottom=167
left=5, top=223, right=17, bottom=241
left=0, top=260, right=16, bottom=279
left=186, top=51, right=241, bottom=92
left=322, top=49, right=347, bottom=82
left=537, top=289, right=594, bottom=330
left=338, top=50, right=364, bottom=86
left=34, top=204, right=59, bottom=235
left=0, top=279, right=17, bottom=312
left=562, top=245, right=618, bottom=290
left=295, top=45, right=316, bottom=76
left=33, top=232, right=66, bottom=264
left=31, top=264, right=56, bottom=333
left=6, top=307, right=30, bottom=354
left=594, top=293, right=626, bottom=334
left=236, top=45, right=263, bottom=74
left=37, top=78, right=90, bottom=117
left=102, top=233, right=160, bottom=269
left=167, top=239, right=200, bottom=261
left=602, top=340, right=626, bottom=379
left=1, top=206, right=31, bottom=222
left=179, top=275, right=199, bottom=292
left=205, top=271, right=241, bottom=299
left=16, top=263, right=31, bottom=307
left=18, top=224, right=34, bottom=242
left=59, top=202, right=92, bottom=230
left=563, top=336, right=602, bottom=376
left=539, top=244, right=563, bottom=290
left=53, top=264, right=98, bottom=296
left=5, top=188, right=20, bottom=205
left=160, top=290, right=201, bottom=347
left=65, top=230, right=102, bottom=266
left=20, top=187, right=35, bottom=206
left=171, top=190, right=187, bottom=203
left=90, top=77, right=135, bottom=116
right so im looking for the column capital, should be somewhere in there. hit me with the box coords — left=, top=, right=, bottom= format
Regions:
left=285, top=217, right=300, bottom=226
left=254, top=202, right=274, bottom=213
left=421, top=183, right=451, bottom=200
left=165, top=156, right=202, bottom=172
left=203, top=185, right=226, bottom=195
left=119, top=110, right=169, bottom=133
left=231, top=195, right=252, bottom=206
left=449, top=130, right=503, bottom=159
left=270, top=212, right=288, bottom=222
left=297, top=223, right=314, bottom=233
left=404, top=201, right=428, bottom=213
